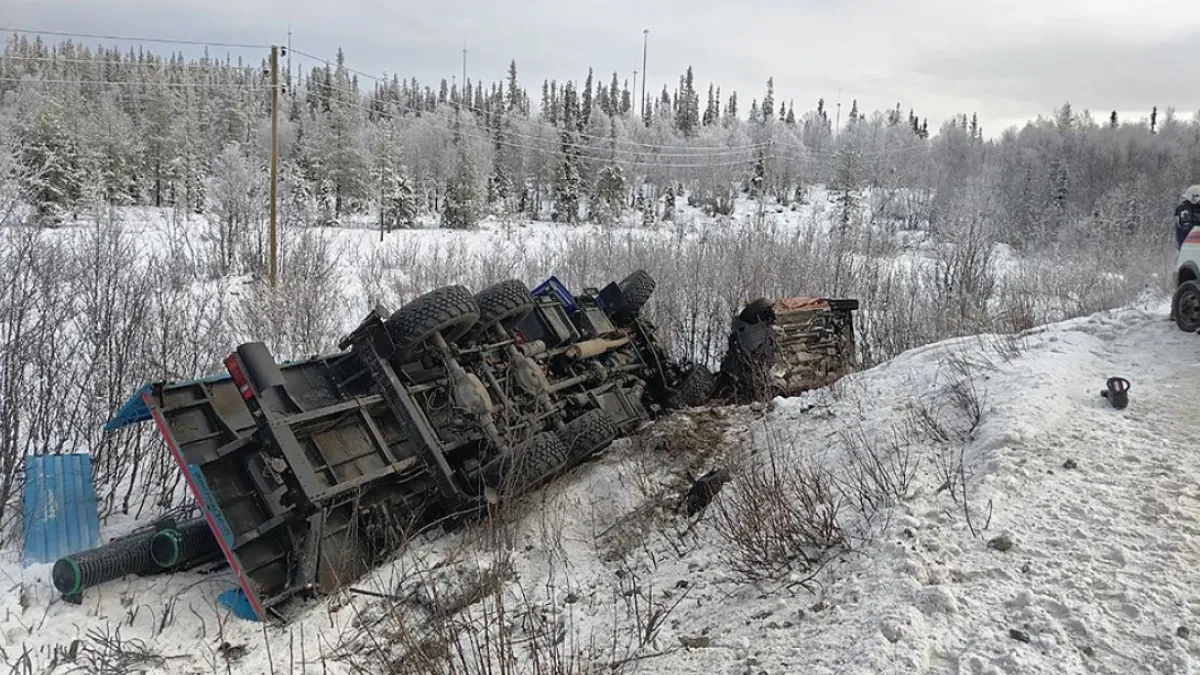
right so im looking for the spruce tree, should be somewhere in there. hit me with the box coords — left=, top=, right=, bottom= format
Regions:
left=506, top=60, right=520, bottom=113
left=552, top=82, right=582, bottom=223
left=762, top=77, right=775, bottom=121
left=608, top=72, right=620, bottom=116
left=582, top=68, right=594, bottom=127
left=662, top=183, right=676, bottom=221
left=375, top=119, right=417, bottom=234
left=593, top=120, right=626, bottom=225
left=704, top=84, right=717, bottom=126
left=442, top=113, right=481, bottom=229
left=1109, top=110, right=1118, bottom=129
left=832, top=146, right=861, bottom=231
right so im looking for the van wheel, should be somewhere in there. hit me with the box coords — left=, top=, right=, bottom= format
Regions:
left=1172, top=281, right=1200, bottom=332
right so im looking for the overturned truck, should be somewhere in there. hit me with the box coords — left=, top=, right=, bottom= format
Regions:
left=98, top=271, right=857, bottom=621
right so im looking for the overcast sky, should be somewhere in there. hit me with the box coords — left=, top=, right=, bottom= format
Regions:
left=5, top=0, right=1200, bottom=137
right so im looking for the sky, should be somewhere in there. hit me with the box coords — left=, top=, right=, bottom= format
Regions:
left=4, top=0, right=1200, bottom=138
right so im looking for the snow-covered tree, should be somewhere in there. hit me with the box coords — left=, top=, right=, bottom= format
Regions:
left=374, top=118, right=417, bottom=233
left=442, top=114, right=481, bottom=230
left=552, top=82, right=583, bottom=223
left=206, top=142, right=259, bottom=273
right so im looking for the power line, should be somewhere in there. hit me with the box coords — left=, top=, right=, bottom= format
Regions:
left=0, top=76, right=266, bottom=89
left=288, top=48, right=387, bottom=85
left=0, top=26, right=270, bottom=51
left=0, top=54, right=246, bottom=70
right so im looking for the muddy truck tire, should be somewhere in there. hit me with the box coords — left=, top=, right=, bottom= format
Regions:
left=668, top=363, right=716, bottom=409
left=386, top=285, right=479, bottom=355
left=559, top=409, right=619, bottom=461
left=474, top=279, right=535, bottom=334
left=482, top=432, right=570, bottom=498
left=617, top=269, right=656, bottom=319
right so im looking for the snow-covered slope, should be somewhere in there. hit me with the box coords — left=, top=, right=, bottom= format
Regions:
left=4, top=304, right=1198, bottom=674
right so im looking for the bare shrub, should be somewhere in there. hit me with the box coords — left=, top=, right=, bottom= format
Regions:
left=834, top=420, right=920, bottom=526
left=710, top=433, right=848, bottom=584
left=333, top=514, right=683, bottom=675
left=70, top=624, right=172, bottom=674
left=903, top=346, right=992, bottom=537
left=232, top=227, right=349, bottom=361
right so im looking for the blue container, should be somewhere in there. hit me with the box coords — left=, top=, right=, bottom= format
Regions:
left=23, top=454, right=101, bottom=566
left=532, top=276, right=578, bottom=313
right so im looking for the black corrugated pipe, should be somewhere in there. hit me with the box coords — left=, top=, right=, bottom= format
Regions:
left=52, top=529, right=157, bottom=597
left=150, top=518, right=220, bottom=569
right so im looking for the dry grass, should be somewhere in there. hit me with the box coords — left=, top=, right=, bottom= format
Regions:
left=709, top=431, right=848, bottom=586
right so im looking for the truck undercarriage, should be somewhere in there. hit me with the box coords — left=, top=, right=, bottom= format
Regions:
left=81, top=271, right=857, bottom=621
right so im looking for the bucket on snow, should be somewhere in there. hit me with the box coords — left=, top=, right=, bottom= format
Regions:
left=1101, top=377, right=1130, bottom=410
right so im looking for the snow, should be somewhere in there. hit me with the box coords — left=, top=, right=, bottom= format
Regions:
left=4, top=295, right=1198, bottom=674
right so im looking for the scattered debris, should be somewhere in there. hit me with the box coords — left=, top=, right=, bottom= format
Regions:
left=1100, top=376, right=1130, bottom=410
left=988, top=534, right=1014, bottom=552
left=685, top=467, right=732, bottom=516
left=218, top=642, right=247, bottom=662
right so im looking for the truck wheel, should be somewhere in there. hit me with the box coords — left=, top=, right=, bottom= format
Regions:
left=668, top=363, right=716, bottom=409
left=1173, top=281, right=1200, bottom=332
left=386, top=285, right=479, bottom=354
left=482, top=432, right=569, bottom=497
left=617, top=269, right=656, bottom=319
left=474, top=279, right=534, bottom=334
left=737, top=298, right=775, bottom=325
left=558, top=409, right=619, bottom=461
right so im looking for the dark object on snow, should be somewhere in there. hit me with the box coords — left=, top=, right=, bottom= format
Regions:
left=714, top=296, right=859, bottom=403
left=218, top=642, right=248, bottom=662
left=52, top=528, right=157, bottom=602
left=1009, top=628, right=1031, bottom=643
left=150, top=518, right=221, bottom=569
left=52, top=516, right=221, bottom=603
left=1062, top=458, right=1078, bottom=470
left=987, top=533, right=1014, bottom=552
left=685, top=467, right=731, bottom=516
left=1100, top=377, right=1129, bottom=410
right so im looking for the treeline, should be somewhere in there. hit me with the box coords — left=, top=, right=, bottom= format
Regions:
left=2, top=33, right=1199, bottom=250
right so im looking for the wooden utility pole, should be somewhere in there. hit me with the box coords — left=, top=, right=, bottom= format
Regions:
left=269, top=44, right=280, bottom=288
